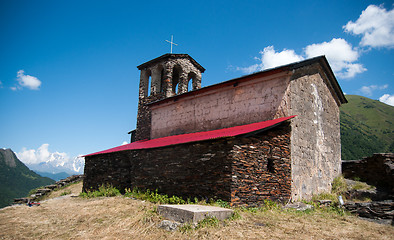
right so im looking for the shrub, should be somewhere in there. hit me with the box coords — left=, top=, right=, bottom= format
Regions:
left=351, top=181, right=375, bottom=191
left=60, top=190, right=72, bottom=196
left=80, top=184, right=121, bottom=198
left=227, top=210, right=242, bottom=220
left=262, top=199, right=279, bottom=210
left=196, top=216, right=220, bottom=229
left=215, top=199, right=230, bottom=208
left=124, top=188, right=185, bottom=204
left=240, top=199, right=279, bottom=213
left=312, top=192, right=339, bottom=204
left=332, top=175, right=347, bottom=195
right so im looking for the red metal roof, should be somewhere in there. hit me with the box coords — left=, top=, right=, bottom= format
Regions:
left=83, top=116, right=295, bottom=157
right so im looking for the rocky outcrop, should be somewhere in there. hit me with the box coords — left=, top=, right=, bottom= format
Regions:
left=341, top=153, right=394, bottom=224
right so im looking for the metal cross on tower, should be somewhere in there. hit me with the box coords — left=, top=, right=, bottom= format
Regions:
left=165, top=35, right=178, bottom=54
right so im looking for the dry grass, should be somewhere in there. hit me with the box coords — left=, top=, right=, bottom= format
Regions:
left=0, top=182, right=393, bottom=240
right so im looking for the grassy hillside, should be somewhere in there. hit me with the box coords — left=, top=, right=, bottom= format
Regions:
left=340, top=95, right=394, bottom=160
left=0, top=149, right=55, bottom=208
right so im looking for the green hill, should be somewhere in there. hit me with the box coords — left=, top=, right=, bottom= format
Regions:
left=340, top=95, right=394, bottom=160
left=0, top=149, right=55, bottom=208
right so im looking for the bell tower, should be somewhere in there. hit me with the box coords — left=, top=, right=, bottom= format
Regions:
left=134, top=54, right=205, bottom=141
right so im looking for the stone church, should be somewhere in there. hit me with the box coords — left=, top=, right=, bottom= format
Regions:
left=83, top=53, right=347, bottom=205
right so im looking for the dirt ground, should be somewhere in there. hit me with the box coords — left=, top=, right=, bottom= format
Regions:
left=0, top=182, right=393, bottom=240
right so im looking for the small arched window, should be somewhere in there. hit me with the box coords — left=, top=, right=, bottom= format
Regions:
left=172, top=65, right=181, bottom=94
left=267, top=158, right=275, bottom=173
left=146, top=70, right=152, bottom=96
left=142, top=69, right=152, bottom=97
left=187, top=72, right=196, bottom=91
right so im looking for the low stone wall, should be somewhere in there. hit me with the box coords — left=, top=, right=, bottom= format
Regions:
left=83, top=123, right=292, bottom=206
left=14, top=175, right=84, bottom=204
left=342, top=153, right=394, bottom=195
left=344, top=200, right=394, bottom=221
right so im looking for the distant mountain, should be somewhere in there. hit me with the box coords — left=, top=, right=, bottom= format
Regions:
left=340, top=95, right=394, bottom=160
left=0, top=149, right=55, bottom=208
left=23, top=154, right=84, bottom=176
left=33, top=171, right=71, bottom=181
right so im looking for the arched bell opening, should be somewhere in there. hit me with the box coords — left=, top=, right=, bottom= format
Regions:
left=172, top=65, right=182, bottom=94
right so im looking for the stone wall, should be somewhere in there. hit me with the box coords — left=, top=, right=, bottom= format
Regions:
left=150, top=72, right=291, bottom=139
left=342, top=153, right=394, bottom=194
left=135, top=93, right=165, bottom=141
left=83, top=151, right=132, bottom=193
left=344, top=200, right=394, bottom=222
left=83, top=123, right=292, bottom=205
left=230, top=123, right=291, bottom=205
left=289, top=63, right=342, bottom=200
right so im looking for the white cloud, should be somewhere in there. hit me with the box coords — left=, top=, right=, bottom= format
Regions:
left=344, top=4, right=394, bottom=48
left=236, top=39, right=365, bottom=79
left=360, top=84, right=388, bottom=96
left=259, top=46, right=304, bottom=70
left=0, top=80, right=3, bottom=88
left=17, top=144, right=67, bottom=165
left=237, top=46, right=304, bottom=74
left=15, top=70, right=41, bottom=90
left=305, top=38, right=366, bottom=79
left=305, top=38, right=358, bottom=62
left=379, top=94, right=394, bottom=106
left=337, top=63, right=367, bottom=79
left=122, top=141, right=128, bottom=145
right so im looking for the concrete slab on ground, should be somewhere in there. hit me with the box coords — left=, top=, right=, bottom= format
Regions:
left=157, top=204, right=234, bottom=223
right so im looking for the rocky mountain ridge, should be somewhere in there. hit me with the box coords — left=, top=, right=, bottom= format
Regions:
left=0, top=149, right=54, bottom=208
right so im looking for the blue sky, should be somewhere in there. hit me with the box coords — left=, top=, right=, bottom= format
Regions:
left=0, top=0, right=393, bottom=166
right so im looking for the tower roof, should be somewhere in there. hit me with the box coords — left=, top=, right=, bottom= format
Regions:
left=137, top=53, right=205, bottom=73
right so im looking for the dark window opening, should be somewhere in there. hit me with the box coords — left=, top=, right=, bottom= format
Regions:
left=267, top=158, right=275, bottom=173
